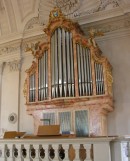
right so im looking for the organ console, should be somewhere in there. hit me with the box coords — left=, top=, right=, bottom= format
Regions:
left=24, top=7, right=113, bottom=136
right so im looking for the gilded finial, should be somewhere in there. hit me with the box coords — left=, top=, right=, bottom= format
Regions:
left=25, top=41, right=41, bottom=56
left=88, top=28, right=104, bottom=47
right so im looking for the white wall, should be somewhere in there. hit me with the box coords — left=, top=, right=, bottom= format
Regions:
left=1, top=64, right=19, bottom=131
left=97, top=32, right=130, bottom=135
left=19, top=53, right=34, bottom=134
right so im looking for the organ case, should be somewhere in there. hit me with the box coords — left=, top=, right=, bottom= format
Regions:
left=24, top=7, right=113, bottom=136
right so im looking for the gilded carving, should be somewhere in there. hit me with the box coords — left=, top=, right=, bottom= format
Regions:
left=88, top=28, right=104, bottom=47
left=49, top=7, right=65, bottom=22
left=44, top=7, right=84, bottom=36
left=23, top=79, right=27, bottom=98
left=74, top=34, right=89, bottom=48
left=26, top=61, right=37, bottom=75
left=33, top=42, right=49, bottom=59
left=92, top=51, right=106, bottom=64
left=25, top=41, right=41, bottom=57
left=106, top=62, right=113, bottom=95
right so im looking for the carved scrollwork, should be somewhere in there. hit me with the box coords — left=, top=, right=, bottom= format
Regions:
left=35, top=42, right=49, bottom=59
left=23, top=79, right=27, bottom=98
left=25, top=61, right=37, bottom=75
left=92, top=51, right=106, bottom=64
left=44, top=7, right=84, bottom=36
left=74, top=34, right=89, bottom=48
left=49, top=7, right=65, bottom=22
left=25, top=41, right=41, bottom=57
left=106, top=62, right=113, bottom=95
left=88, top=28, right=104, bottom=47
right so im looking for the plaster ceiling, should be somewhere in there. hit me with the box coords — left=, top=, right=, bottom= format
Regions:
left=0, top=0, right=130, bottom=44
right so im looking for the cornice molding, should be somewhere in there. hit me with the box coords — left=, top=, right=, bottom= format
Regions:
left=0, top=40, right=22, bottom=64
left=23, top=26, right=44, bottom=39
left=0, top=27, right=44, bottom=45
left=0, top=34, right=47, bottom=62
left=0, top=33, right=23, bottom=45
left=81, top=12, right=130, bottom=38
left=95, top=28, right=130, bottom=41
left=7, top=59, right=21, bottom=72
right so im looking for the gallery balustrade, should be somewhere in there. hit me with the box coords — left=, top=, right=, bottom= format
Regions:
left=0, top=137, right=114, bottom=161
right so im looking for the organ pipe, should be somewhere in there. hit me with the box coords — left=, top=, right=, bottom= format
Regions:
left=70, top=33, right=74, bottom=96
left=58, top=28, right=62, bottom=96
left=29, top=73, right=36, bottom=102
left=62, top=28, right=67, bottom=97
left=76, top=44, right=93, bottom=96
left=94, top=62, right=105, bottom=95
left=38, top=50, right=48, bottom=101
left=51, top=27, right=75, bottom=98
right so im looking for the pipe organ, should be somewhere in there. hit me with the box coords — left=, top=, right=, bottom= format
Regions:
left=24, top=8, right=114, bottom=136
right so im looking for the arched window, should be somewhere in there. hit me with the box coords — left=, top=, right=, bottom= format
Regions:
left=51, top=27, right=75, bottom=98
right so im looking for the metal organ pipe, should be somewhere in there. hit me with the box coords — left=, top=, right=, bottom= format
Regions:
left=76, top=44, right=93, bottom=96
left=51, top=34, right=55, bottom=98
left=62, top=29, right=66, bottom=97
left=38, top=59, right=40, bottom=100
left=66, top=31, right=71, bottom=96
left=54, top=30, right=59, bottom=98
left=77, top=44, right=82, bottom=96
left=38, top=50, right=48, bottom=101
left=58, top=28, right=62, bottom=97
left=83, top=47, right=87, bottom=95
left=45, top=51, right=48, bottom=97
left=94, top=62, right=105, bottom=95
left=29, top=73, right=36, bottom=102
left=70, top=33, right=74, bottom=97
left=80, top=45, right=84, bottom=95
left=51, top=28, right=75, bottom=98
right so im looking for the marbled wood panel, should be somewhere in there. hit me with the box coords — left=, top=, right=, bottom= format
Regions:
left=89, top=107, right=101, bottom=136
left=101, top=114, right=107, bottom=136
left=28, top=96, right=113, bottom=135
left=26, top=95, right=113, bottom=111
left=32, top=110, right=43, bottom=135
